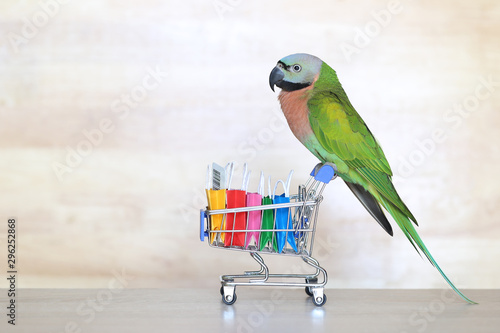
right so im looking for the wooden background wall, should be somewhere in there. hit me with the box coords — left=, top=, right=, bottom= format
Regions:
left=1, top=0, right=499, bottom=290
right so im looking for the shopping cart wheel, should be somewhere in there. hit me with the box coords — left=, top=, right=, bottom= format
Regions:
left=222, top=292, right=237, bottom=305
left=312, top=293, right=327, bottom=307
left=305, top=278, right=318, bottom=297
left=221, top=285, right=237, bottom=305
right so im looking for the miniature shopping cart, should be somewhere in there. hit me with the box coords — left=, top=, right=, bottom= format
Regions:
left=199, top=163, right=337, bottom=306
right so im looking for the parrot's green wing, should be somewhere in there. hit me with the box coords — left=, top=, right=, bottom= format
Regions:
left=307, top=91, right=415, bottom=222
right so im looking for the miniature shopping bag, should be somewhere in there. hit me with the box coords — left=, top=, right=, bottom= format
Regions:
left=273, top=171, right=298, bottom=253
left=224, top=164, right=250, bottom=247
left=205, top=163, right=227, bottom=244
left=259, top=176, right=278, bottom=252
left=245, top=171, right=265, bottom=249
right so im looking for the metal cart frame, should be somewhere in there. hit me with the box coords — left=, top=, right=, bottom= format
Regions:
left=200, top=163, right=336, bottom=306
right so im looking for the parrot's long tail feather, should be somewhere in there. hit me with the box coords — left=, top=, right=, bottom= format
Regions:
left=379, top=196, right=477, bottom=304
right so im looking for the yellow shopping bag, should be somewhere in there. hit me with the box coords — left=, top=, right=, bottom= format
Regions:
left=206, top=189, right=226, bottom=244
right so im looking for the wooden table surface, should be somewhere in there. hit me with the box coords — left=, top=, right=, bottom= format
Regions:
left=1, top=289, right=498, bottom=333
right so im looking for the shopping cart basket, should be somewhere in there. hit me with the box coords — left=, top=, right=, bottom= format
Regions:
left=199, top=163, right=337, bottom=306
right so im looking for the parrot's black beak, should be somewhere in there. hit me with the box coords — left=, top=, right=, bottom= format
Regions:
left=269, top=66, right=285, bottom=92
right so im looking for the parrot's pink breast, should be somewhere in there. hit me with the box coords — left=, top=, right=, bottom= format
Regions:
left=278, top=87, right=315, bottom=143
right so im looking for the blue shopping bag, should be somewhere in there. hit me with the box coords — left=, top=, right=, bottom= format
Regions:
left=273, top=193, right=298, bottom=253
left=273, top=170, right=297, bottom=253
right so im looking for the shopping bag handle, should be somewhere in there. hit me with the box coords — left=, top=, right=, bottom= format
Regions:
left=310, top=163, right=337, bottom=184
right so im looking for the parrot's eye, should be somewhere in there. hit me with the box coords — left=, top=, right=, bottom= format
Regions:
left=291, top=64, right=302, bottom=73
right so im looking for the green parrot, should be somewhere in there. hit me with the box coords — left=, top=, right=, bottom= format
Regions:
left=269, top=53, right=475, bottom=304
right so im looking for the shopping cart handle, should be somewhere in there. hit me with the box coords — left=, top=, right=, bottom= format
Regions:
left=200, top=209, right=208, bottom=242
left=310, top=163, right=337, bottom=184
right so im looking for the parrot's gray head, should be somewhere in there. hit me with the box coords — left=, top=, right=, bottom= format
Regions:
left=269, top=53, right=323, bottom=92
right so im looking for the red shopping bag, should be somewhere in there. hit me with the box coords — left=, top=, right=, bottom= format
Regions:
left=224, top=189, right=247, bottom=247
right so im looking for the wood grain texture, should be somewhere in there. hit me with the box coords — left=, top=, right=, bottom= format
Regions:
left=0, top=0, right=499, bottom=289
left=1, top=289, right=498, bottom=333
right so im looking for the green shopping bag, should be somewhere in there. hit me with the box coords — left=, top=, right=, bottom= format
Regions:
left=259, top=195, right=277, bottom=252
left=259, top=176, right=278, bottom=252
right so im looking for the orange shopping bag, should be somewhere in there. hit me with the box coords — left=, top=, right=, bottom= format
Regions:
left=206, top=188, right=226, bottom=244
left=205, top=163, right=229, bottom=244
